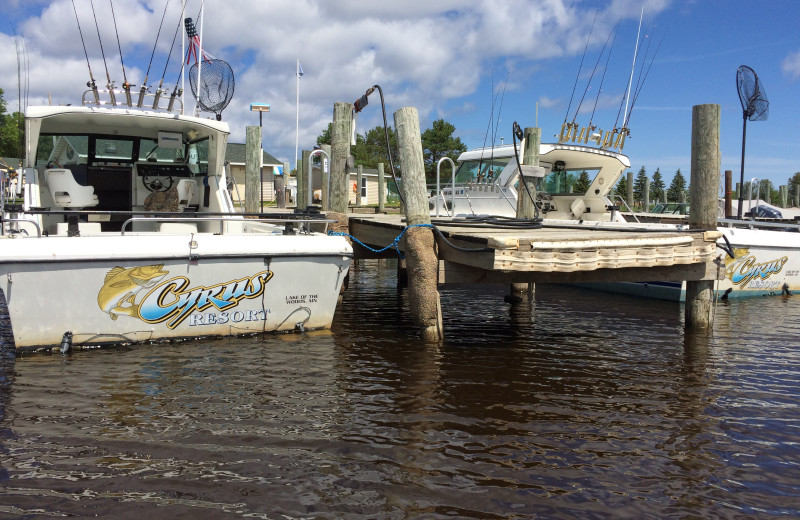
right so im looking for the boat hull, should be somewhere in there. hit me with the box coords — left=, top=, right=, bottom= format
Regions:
left=0, top=234, right=351, bottom=352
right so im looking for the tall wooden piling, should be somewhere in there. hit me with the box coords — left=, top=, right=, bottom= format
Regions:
left=724, top=170, right=732, bottom=218
left=245, top=126, right=261, bottom=213
left=394, top=106, right=443, bottom=342
left=377, top=162, right=385, bottom=212
left=329, top=102, right=352, bottom=214
left=626, top=171, right=634, bottom=209
left=356, top=165, right=363, bottom=206
left=686, top=104, right=720, bottom=330
left=516, top=127, right=540, bottom=219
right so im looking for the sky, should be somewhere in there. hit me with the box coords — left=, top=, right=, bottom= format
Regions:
left=0, top=0, right=799, bottom=189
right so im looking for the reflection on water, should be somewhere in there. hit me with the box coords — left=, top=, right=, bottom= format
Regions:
left=1, top=260, right=799, bottom=518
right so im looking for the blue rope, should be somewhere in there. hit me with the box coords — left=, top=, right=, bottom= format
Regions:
left=329, top=223, right=433, bottom=258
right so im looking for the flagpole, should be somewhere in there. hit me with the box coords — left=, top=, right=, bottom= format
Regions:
left=295, top=58, right=300, bottom=171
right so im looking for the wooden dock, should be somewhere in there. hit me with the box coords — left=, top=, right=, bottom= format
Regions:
left=347, top=214, right=723, bottom=286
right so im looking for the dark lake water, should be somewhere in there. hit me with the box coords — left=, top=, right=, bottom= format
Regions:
left=1, top=259, right=799, bottom=519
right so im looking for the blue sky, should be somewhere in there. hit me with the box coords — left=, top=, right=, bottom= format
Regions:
left=1, top=0, right=798, bottom=189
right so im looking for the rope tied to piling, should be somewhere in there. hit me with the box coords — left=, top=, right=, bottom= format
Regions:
left=329, top=223, right=493, bottom=258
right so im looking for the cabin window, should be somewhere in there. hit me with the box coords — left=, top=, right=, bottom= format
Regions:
left=36, top=135, right=89, bottom=167
left=94, top=137, right=135, bottom=163
left=454, top=158, right=509, bottom=184
left=140, top=138, right=184, bottom=163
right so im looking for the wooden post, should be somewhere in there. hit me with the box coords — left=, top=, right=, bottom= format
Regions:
left=516, top=127, right=540, bottom=219
left=644, top=177, right=650, bottom=211
left=377, top=162, right=385, bottom=213
left=329, top=102, right=352, bottom=214
left=724, top=170, right=732, bottom=218
left=394, top=106, right=442, bottom=342
left=626, top=171, right=634, bottom=210
left=274, top=161, right=286, bottom=208
left=245, top=126, right=261, bottom=214
left=780, top=185, right=788, bottom=208
left=356, top=164, right=363, bottom=206
left=686, top=104, right=720, bottom=330
left=321, top=144, right=331, bottom=210
left=298, top=149, right=310, bottom=210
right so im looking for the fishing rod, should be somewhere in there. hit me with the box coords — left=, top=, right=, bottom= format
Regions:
left=88, top=0, right=115, bottom=105
left=71, top=0, right=100, bottom=105
left=138, top=0, right=171, bottom=107
left=624, top=29, right=666, bottom=129
left=563, top=11, right=597, bottom=137
left=109, top=0, right=132, bottom=106
left=587, top=20, right=621, bottom=131
left=570, top=21, right=619, bottom=134
left=156, top=6, right=185, bottom=111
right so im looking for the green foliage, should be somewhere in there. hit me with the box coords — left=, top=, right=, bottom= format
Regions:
left=787, top=172, right=800, bottom=204
left=316, top=123, right=332, bottom=146
left=650, top=168, right=665, bottom=204
left=421, top=119, right=466, bottom=181
left=633, top=166, right=648, bottom=208
left=615, top=173, right=628, bottom=198
left=666, top=168, right=687, bottom=202
left=0, top=88, right=24, bottom=159
left=573, top=170, right=591, bottom=193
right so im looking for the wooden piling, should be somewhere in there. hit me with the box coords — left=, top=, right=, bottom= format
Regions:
left=377, top=162, right=385, bottom=213
left=321, top=144, right=331, bottom=210
left=780, top=185, right=787, bottom=208
left=626, top=171, right=634, bottom=209
left=685, top=104, right=720, bottom=330
left=516, top=127, right=540, bottom=219
left=724, top=170, right=732, bottom=218
left=245, top=126, right=261, bottom=213
left=644, top=178, right=650, bottom=211
left=329, top=102, right=352, bottom=214
left=356, top=165, right=363, bottom=207
left=275, top=161, right=287, bottom=209
left=394, top=106, right=443, bottom=342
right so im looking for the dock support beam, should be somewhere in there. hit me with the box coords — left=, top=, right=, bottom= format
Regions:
left=513, top=127, right=541, bottom=295
left=685, top=103, right=720, bottom=329
left=395, top=106, right=443, bottom=342
left=245, top=126, right=261, bottom=213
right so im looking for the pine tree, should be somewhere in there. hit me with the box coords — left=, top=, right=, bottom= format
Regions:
left=666, top=169, right=687, bottom=202
left=650, top=168, right=665, bottom=205
left=633, top=166, right=648, bottom=208
left=573, top=170, right=591, bottom=193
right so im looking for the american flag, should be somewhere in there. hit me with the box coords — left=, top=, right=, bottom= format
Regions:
left=185, top=18, right=214, bottom=64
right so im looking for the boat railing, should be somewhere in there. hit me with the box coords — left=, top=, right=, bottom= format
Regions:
left=120, top=215, right=339, bottom=235
left=747, top=177, right=761, bottom=219
left=609, top=194, right=641, bottom=223
left=1, top=217, right=42, bottom=237
left=434, top=157, right=456, bottom=217
left=82, top=86, right=184, bottom=114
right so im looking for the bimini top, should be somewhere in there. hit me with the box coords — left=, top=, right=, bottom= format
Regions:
left=25, top=105, right=230, bottom=141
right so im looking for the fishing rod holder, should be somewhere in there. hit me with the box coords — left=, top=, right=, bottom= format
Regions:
left=82, top=87, right=183, bottom=114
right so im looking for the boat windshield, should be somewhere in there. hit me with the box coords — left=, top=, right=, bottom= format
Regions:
left=35, top=133, right=209, bottom=175
left=539, top=168, right=599, bottom=195
left=454, top=158, right=510, bottom=184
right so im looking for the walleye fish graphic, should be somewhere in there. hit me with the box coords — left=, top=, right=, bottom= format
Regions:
left=97, top=264, right=169, bottom=320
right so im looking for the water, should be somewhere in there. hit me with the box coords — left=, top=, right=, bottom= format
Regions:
left=1, top=259, right=799, bottom=519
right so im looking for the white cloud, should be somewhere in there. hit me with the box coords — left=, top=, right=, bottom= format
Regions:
left=0, top=0, right=672, bottom=164
left=782, top=50, right=800, bottom=81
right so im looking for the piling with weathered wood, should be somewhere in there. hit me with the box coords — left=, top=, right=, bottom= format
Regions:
left=626, top=171, right=634, bottom=209
left=724, top=170, right=732, bottom=218
left=329, top=102, right=352, bottom=214
left=686, top=104, right=720, bottom=329
left=356, top=165, right=363, bottom=206
left=394, top=106, right=443, bottom=342
left=245, top=126, right=261, bottom=213
left=516, top=127, right=540, bottom=219
left=377, top=162, right=385, bottom=212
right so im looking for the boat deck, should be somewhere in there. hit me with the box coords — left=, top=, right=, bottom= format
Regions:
left=347, top=214, right=724, bottom=285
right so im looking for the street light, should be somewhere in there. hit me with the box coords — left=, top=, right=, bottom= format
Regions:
left=250, top=103, right=270, bottom=210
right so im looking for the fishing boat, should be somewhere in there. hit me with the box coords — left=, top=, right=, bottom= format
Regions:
left=0, top=91, right=352, bottom=353
left=428, top=138, right=800, bottom=300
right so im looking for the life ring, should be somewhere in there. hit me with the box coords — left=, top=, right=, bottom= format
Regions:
left=352, top=182, right=358, bottom=193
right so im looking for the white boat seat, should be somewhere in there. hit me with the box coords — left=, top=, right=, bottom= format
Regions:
left=570, top=198, right=587, bottom=219
left=46, top=168, right=99, bottom=208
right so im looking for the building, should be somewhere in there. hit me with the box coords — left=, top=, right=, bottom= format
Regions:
left=224, top=143, right=283, bottom=204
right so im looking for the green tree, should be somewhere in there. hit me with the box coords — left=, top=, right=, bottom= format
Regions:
left=788, top=172, right=800, bottom=205
left=615, top=173, right=628, bottom=198
left=420, top=119, right=466, bottom=181
left=667, top=169, right=687, bottom=202
left=633, top=166, right=648, bottom=208
left=316, top=123, right=397, bottom=170
left=0, top=88, right=23, bottom=159
left=573, top=170, right=591, bottom=193
left=650, top=167, right=665, bottom=205
left=316, top=123, right=332, bottom=146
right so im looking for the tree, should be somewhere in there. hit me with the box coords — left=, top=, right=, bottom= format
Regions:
left=650, top=168, right=665, bottom=204
left=573, top=170, right=591, bottom=193
left=667, top=169, right=687, bottom=202
left=0, top=88, right=23, bottom=159
left=788, top=172, right=800, bottom=206
left=316, top=123, right=332, bottom=146
left=633, top=166, right=648, bottom=208
left=420, top=119, right=466, bottom=181
left=316, top=123, right=397, bottom=170
left=615, top=174, right=628, bottom=200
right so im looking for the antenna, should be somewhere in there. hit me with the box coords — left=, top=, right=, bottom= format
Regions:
left=735, top=65, right=769, bottom=219
left=623, top=6, right=644, bottom=127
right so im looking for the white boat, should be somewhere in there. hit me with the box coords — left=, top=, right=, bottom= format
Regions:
left=0, top=95, right=352, bottom=353
left=429, top=138, right=800, bottom=300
